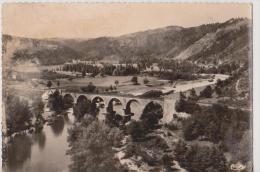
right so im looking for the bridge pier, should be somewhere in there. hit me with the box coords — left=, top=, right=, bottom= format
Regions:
left=162, top=98, right=177, bottom=123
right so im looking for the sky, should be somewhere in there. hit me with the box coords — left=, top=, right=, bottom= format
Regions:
left=2, top=3, right=252, bottom=39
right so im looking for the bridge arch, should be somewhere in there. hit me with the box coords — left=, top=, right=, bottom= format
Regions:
left=76, top=95, right=88, bottom=104
left=125, top=99, right=140, bottom=118
left=63, top=94, right=74, bottom=109
left=107, top=98, right=123, bottom=114
left=91, top=96, right=105, bottom=113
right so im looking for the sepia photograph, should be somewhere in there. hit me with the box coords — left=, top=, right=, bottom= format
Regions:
left=1, top=3, right=253, bottom=172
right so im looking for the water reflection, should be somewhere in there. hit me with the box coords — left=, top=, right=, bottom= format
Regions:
left=4, top=111, right=74, bottom=172
left=50, top=116, right=65, bottom=136
left=32, top=131, right=46, bottom=150
left=6, top=134, right=32, bottom=171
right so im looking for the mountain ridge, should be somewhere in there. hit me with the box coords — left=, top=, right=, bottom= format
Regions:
left=3, top=18, right=251, bottom=65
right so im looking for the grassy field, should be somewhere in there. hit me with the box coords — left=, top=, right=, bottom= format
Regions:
left=52, top=74, right=228, bottom=96
left=6, top=64, right=230, bottom=100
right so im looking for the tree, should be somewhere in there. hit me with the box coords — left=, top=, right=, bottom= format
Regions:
left=175, top=97, right=201, bottom=114
left=131, top=76, right=138, bottom=85
left=82, top=70, right=86, bottom=77
left=81, top=82, right=96, bottom=93
left=31, top=97, right=45, bottom=129
left=200, top=85, right=213, bottom=98
left=180, top=91, right=186, bottom=99
left=48, top=89, right=63, bottom=112
left=114, top=80, right=119, bottom=87
left=5, top=94, right=33, bottom=135
left=176, top=144, right=227, bottom=172
left=175, top=91, right=187, bottom=112
left=205, top=121, right=221, bottom=143
left=143, top=78, right=149, bottom=84
left=47, top=80, right=52, bottom=88
left=67, top=117, right=126, bottom=172
left=183, top=120, right=204, bottom=141
left=215, top=86, right=222, bottom=97
left=174, top=140, right=188, bottom=162
left=215, top=79, right=223, bottom=96
left=141, top=102, right=163, bottom=129
left=73, top=98, right=91, bottom=121
left=189, top=88, right=198, bottom=101
left=110, top=85, right=113, bottom=91
left=31, top=97, right=44, bottom=118
left=126, top=121, right=147, bottom=141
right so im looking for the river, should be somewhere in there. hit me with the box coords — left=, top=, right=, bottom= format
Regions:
left=3, top=95, right=75, bottom=172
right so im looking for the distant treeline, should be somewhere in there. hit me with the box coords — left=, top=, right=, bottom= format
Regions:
left=59, top=63, right=140, bottom=76
left=55, top=58, right=244, bottom=81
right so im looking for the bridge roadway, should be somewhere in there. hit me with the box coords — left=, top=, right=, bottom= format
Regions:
left=61, top=91, right=178, bottom=123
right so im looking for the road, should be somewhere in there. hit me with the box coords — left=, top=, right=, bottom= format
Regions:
left=197, top=101, right=251, bottom=112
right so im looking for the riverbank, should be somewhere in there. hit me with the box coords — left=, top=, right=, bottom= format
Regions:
left=3, top=92, right=74, bottom=172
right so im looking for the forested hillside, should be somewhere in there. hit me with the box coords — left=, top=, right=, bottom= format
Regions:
left=3, top=18, right=251, bottom=65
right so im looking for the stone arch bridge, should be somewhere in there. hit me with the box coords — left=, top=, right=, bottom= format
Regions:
left=61, top=91, right=178, bottom=123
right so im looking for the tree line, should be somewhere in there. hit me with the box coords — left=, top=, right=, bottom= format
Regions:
left=59, top=63, right=140, bottom=76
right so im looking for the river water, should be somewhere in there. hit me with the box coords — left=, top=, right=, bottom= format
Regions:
left=3, top=95, right=75, bottom=172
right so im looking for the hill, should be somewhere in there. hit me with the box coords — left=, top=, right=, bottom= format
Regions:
left=3, top=18, right=252, bottom=65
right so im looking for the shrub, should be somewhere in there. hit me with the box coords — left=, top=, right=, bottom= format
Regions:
left=200, top=85, right=213, bottom=98
left=215, top=86, right=222, bottom=96
left=114, top=80, right=119, bottom=87
left=110, top=85, right=113, bottom=91
left=124, top=134, right=170, bottom=168
left=175, top=143, right=227, bottom=172
left=141, top=90, right=163, bottom=98
left=165, top=121, right=180, bottom=131
left=131, top=76, right=138, bottom=85
left=188, top=88, right=199, bottom=101
left=175, top=99, right=201, bottom=114
left=183, top=119, right=204, bottom=141
left=81, top=82, right=96, bottom=93
left=143, top=78, right=149, bottom=84
left=47, top=80, right=52, bottom=88
left=126, top=121, right=147, bottom=141
left=123, top=143, right=142, bottom=159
